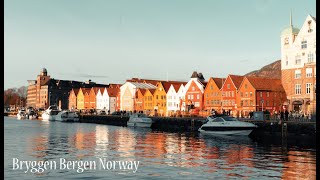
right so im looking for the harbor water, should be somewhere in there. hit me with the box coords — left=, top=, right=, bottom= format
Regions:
left=4, top=117, right=316, bottom=179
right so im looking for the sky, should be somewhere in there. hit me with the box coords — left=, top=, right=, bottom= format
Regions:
left=4, top=0, right=316, bottom=89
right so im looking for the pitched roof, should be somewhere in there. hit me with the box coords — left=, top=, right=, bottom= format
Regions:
left=246, top=77, right=284, bottom=91
left=229, top=75, right=244, bottom=89
left=149, top=89, right=156, bottom=95
left=129, top=82, right=157, bottom=89
left=212, top=78, right=225, bottom=89
left=72, top=88, right=80, bottom=96
left=138, top=88, right=146, bottom=96
left=106, top=88, right=119, bottom=97
left=82, top=88, right=91, bottom=95
left=109, top=84, right=122, bottom=88
left=172, top=83, right=182, bottom=92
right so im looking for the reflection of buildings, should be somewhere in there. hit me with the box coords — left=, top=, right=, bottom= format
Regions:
left=282, top=151, right=316, bottom=179
left=115, top=129, right=136, bottom=158
left=95, top=126, right=109, bottom=156
left=72, top=130, right=96, bottom=159
left=223, top=145, right=254, bottom=168
left=28, top=136, right=48, bottom=158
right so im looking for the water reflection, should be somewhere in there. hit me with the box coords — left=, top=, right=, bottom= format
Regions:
left=5, top=117, right=316, bottom=179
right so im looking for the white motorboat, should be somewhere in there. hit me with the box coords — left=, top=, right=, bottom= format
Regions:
left=198, top=115, right=257, bottom=136
left=55, top=110, right=80, bottom=122
left=127, top=113, right=153, bottom=128
left=41, top=105, right=61, bottom=121
left=17, top=109, right=26, bottom=120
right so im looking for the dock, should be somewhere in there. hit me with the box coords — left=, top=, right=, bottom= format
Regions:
left=79, top=115, right=316, bottom=137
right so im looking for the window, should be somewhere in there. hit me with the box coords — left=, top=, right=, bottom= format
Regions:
left=197, top=94, right=200, bottom=99
left=192, top=86, right=195, bottom=91
left=260, top=92, right=262, bottom=97
left=266, top=100, right=269, bottom=106
left=306, top=83, right=312, bottom=94
left=301, top=40, right=307, bottom=49
left=245, top=92, right=248, bottom=97
left=188, top=95, right=190, bottom=99
left=308, top=53, right=314, bottom=63
left=240, top=92, right=243, bottom=97
left=295, top=84, right=301, bottom=95
left=240, top=101, right=243, bottom=107
left=250, top=92, right=253, bottom=97
left=267, top=92, right=269, bottom=97
left=206, top=93, right=209, bottom=98
left=245, top=84, right=247, bottom=89
left=191, top=95, right=194, bottom=99
left=210, top=86, right=213, bottom=90
left=227, top=84, right=230, bottom=89
left=211, top=100, right=214, bottom=105
left=231, top=91, right=234, bottom=97
left=295, top=70, right=301, bottom=79
left=306, top=68, right=313, bottom=77
left=250, top=100, right=253, bottom=106
left=295, top=55, right=301, bottom=65
left=156, top=95, right=158, bottom=99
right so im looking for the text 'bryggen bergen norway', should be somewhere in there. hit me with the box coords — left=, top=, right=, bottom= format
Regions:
left=12, top=158, right=140, bottom=173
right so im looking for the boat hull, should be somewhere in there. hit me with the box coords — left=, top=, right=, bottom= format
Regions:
left=199, top=128, right=253, bottom=136
left=41, top=113, right=56, bottom=121
left=127, top=122, right=152, bottom=128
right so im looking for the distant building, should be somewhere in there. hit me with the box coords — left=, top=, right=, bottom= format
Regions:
left=26, top=68, right=108, bottom=110
left=280, top=13, right=316, bottom=114
left=184, top=71, right=207, bottom=111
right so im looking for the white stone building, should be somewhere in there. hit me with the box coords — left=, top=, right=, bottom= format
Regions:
left=280, top=13, right=316, bottom=114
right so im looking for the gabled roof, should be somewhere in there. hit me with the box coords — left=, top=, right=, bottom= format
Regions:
left=109, top=84, right=122, bottom=88
left=137, top=88, right=146, bottom=96
left=246, top=77, right=284, bottom=91
left=129, top=82, right=157, bottom=89
left=149, top=89, right=156, bottom=95
left=71, top=88, right=80, bottom=96
left=172, top=83, right=182, bottom=92
left=82, top=88, right=91, bottom=96
left=229, top=75, right=244, bottom=89
left=212, top=78, right=225, bottom=89
left=106, top=88, right=119, bottom=97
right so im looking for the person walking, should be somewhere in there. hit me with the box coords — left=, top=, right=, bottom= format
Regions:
left=285, top=110, right=289, bottom=122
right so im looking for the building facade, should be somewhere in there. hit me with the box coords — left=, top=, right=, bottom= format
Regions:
left=281, top=14, right=316, bottom=115
left=203, top=77, right=225, bottom=112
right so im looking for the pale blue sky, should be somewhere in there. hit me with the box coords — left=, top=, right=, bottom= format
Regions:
left=4, top=0, right=316, bottom=89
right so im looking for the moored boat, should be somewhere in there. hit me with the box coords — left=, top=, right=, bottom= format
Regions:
left=17, top=109, right=26, bottom=120
left=55, top=110, right=80, bottom=122
left=127, top=113, right=153, bottom=128
left=198, top=115, right=257, bottom=136
left=41, top=105, right=61, bottom=121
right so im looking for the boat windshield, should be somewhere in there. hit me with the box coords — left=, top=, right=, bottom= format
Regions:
left=137, top=114, right=147, bottom=118
left=223, top=116, right=238, bottom=121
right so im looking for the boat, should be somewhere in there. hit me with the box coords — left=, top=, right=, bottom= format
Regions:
left=55, top=110, right=80, bottom=122
left=41, top=105, right=61, bottom=121
left=17, top=109, right=26, bottom=120
left=26, top=107, right=38, bottom=120
left=127, top=113, right=153, bottom=128
left=198, top=115, right=257, bottom=136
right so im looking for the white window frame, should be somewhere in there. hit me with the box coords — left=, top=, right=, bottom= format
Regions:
left=295, top=84, right=301, bottom=95
left=306, top=83, right=312, bottom=94
left=295, top=70, right=301, bottom=79
left=306, top=68, right=313, bottom=78
left=308, top=53, right=314, bottom=63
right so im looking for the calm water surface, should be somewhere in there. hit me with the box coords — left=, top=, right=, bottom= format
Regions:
left=4, top=117, right=316, bottom=179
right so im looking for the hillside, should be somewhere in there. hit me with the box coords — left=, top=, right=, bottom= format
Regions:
left=245, top=60, right=281, bottom=79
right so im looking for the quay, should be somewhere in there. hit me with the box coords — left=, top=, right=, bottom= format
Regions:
left=80, top=115, right=316, bottom=137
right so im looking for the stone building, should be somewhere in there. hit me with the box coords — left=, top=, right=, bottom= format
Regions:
left=280, top=13, right=316, bottom=115
left=26, top=68, right=108, bottom=110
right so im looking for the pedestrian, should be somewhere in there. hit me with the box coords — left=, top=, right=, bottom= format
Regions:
left=280, top=110, right=284, bottom=121
left=285, top=110, right=289, bottom=122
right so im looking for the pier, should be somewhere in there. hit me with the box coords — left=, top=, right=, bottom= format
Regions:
left=79, top=115, right=316, bottom=137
